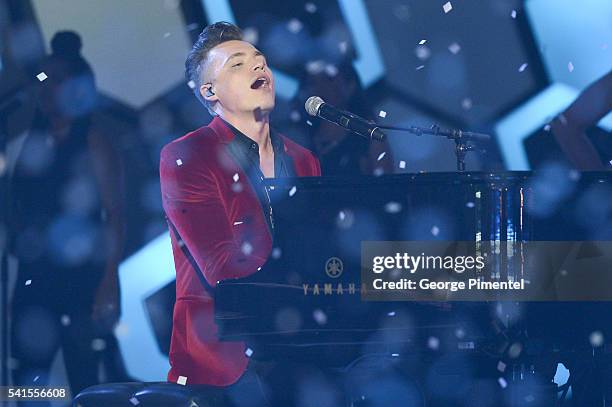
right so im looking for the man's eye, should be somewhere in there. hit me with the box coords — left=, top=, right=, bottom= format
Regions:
left=232, top=62, right=243, bottom=68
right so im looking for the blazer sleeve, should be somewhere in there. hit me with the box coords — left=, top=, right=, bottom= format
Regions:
left=160, top=144, right=267, bottom=286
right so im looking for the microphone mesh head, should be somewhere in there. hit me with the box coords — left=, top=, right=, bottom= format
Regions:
left=305, top=96, right=324, bottom=117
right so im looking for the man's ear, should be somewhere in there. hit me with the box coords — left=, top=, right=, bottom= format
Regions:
left=200, top=84, right=218, bottom=102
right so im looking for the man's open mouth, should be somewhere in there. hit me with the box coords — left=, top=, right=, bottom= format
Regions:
left=251, top=76, right=270, bottom=89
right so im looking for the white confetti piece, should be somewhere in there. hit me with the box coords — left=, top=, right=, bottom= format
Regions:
left=289, top=186, right=297, bottom=196
left=399, top=160, right=406, bottom=169
left=448, top=42, right=461, bottom=54
left=287, top=18, right=303, bottom=34
left=378, top=110, right=387, bottom=118
left=305, top=2, right=317, bottom=13
left=387, top=311, right=396, bottom=316
left=567, top=61, right=574, bottom=72
left=245, top=348, right=254, bottom=357
left=290, top=110, right=301, bottom=122
left=609, top=159, right=612, bottom=166
left=187, top=80, right=196, bottom=89
left=33, top=375, right=39, bottom=382
left=543, top=124, right=551, bottom=131
left=416, top=65, right=425, bottom=70
left=511, top=10, right=517, bottom=19
left=233, top=221, right=243, bottom=226
left=242, top=27, right=259, bottom=45
left=455, top=328, right=466, bottom=339
left=419, top=39, right=427, bottom=45
left=241, top=242, right=253, bottom=255
left=176, top=159, right=183, bottom=166
left=61, top=315, right=71, bottom=326
left=177, top=376, right=187, bottom=385
left=373, top=167, right=384, bottom=176
left=339, top=211, right=346, bottom=221
left=415, top=45, right=431, bottom=60
left=497, top=361, right=507, bottom=372
left=257, top=267, right=261, bottom=271
left=186, top=23, right=198, bottom=31
left=130, top=397, right=140, bottom=406
left=590, top=331, right=604, bottom=347
left=391, top=353, right=400, bottom=357
left=377, top=152, right=386, bottom=161
left=271, top=247, right=282, bottom=259
left=313, top=309, right=327, bottom=325
left=325, top=64, right=338, bottom=77
left=518, top=63, right=528, bottom=72
left=466, top=201, right=475, bottom=208
left=163, top=32, right=171, bottom=38
left=338, top=41, right=349, bottom=54
left=384, top=202, right=402, bottom=213
left=461, top=98, right=473, bottom=110
left=306, top=120, right=313, bottom=126
left=498, top=377, right=508, bottom=389
left=443, top=2, right=453, bottom=13
left=91, top=338, right=106, bottom=351
left=431, top=225, right=440, bottom=236
left=36, top=72, right=47, bottom=82
left=428, top=336, right=440, bottom=350
left=233, top=173, right=240, bottom=182
left=25, top=280, right=32, bottom=286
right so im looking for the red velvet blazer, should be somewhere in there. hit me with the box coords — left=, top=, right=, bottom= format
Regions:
left=160, top=117, right=321, bottom=386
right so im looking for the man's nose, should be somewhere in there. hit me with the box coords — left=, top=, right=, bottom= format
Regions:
left=252, top=60, right=265, bottom=71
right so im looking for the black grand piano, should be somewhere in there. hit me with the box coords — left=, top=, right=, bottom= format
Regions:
left=215, top=171, right=612, bottom=404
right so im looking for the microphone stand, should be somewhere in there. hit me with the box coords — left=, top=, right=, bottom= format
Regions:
left=377, top=124, right=490, bottom=171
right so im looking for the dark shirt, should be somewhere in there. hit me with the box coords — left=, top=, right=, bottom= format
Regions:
left=222, top=119, right=295, bottom=236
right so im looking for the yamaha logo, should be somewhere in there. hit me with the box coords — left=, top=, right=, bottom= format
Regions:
left=325, top=257, right=343, bottom=278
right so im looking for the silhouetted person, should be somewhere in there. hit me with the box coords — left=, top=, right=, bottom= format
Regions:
left=10, top=31, right=126, bottom=400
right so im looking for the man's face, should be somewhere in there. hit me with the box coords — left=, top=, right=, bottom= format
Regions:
left=201, top=40, right=275, bottom=116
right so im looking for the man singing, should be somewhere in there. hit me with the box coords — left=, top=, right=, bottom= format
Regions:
left=159, top=20, right=320, bottom=395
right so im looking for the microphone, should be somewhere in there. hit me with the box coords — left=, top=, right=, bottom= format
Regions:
left=304, top=96, right=386, bottom=141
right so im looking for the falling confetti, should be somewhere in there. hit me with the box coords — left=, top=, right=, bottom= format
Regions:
left=233, top=221, right=243, bottom=226
left=428, top=336, right=440, bottom=350
left=177, top=376, right=187, bottom=385
left=290, top=110, right=301, bottom=122
left=36, top=72, right=47, bottom=82
left=305, top=2, right=317, bottom=13
left=271, top=247, right=282, bottom=259
left=518, top=63, right=528, bottom=72
left=33, top=375, right=39, bottom=382
left=391, top=353, right=400, bottom=357
left=388, top=311, right=396, bottom=316
left=91, top=338, right=106, bottom=351
left=609, top=159, right=612, bottom=166
left=242, top=27, right=259, bottom=45
left=339, top=211, right=346, bottom=221
left=61, top=315, right=71, bottom=326
left=443, top=2, right=453, bottom=13
left=448, top=42, right=461, bottom=54
left=431, top=225, right=440, bottom=236
left=245, top=348, right=254, bottom=357
left=416, top=65, right=425, bottom=70
left=289, top=186, right=297, bottom=196
left=590, top=331, right=604, bottom=347
left=313, top=309, right=327, bottom=325
left=497, top=361, right=507, bottom=372
left=287, top=18, right=303, bottom=34
left=567, top=61, right=574, bottom=72
left=187, top=80, right=195, bottom=89
left=186, top=23, right=198, bottom=31
left=306, top=120, right=313, bottom=126
left=378, top=110, right=387, bottom=118
left=130, top=397, right=140, bottom=406
left=543, top=124, right=551, bottom=131
left=419, top=39, right=427, bottom=45
left=384, top=202, right=402, bottom=213
left=415, top=45, right=431, bottom=60
left=338, top=41, right=349, bottom=54
left=176, top=159, right=183, bottom=166
left=511, top=10, right=517, bottom=19
left=377, top=152, right=386, bottom=161
left=241, top=242, right=253, bottom=255
left=233, top=173, right=240, bottom=182
left=508, top=342, right=522, bottom=358
left=498, top=377, right=508, bottom=389
left=25, top=280, right=32, bottom=286
left=163, top=32, right=171, bottom=38
left=373, top=168, right=385, bottom=176
left=466, top=201, right=475, bottom=208
left=325, top=64, right=338, bottom=77
left=455, top=328, right=466, bottom=338
left=461, top=98, right=473, bottom=110
left=399, top=160, right=406, bottom=169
